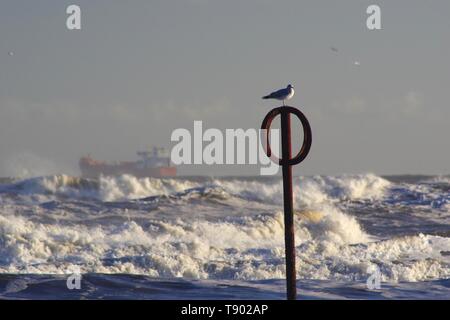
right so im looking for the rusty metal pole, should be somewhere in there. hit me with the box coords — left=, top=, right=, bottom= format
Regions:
left=261, top=106, right=312, bottom=301
left=280, top=111, right=297, bottom=300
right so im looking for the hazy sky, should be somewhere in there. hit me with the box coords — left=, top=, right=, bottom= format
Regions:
left=1, top=0, right=449, bottom=176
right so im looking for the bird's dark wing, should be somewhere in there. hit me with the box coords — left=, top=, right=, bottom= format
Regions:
left=262, top=88, right=289, bottom=99
left=270, top=88, right=288, bottom=98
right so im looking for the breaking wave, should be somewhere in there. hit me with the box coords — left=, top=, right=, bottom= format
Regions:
left=0, top=209, right=448, bottom=282
left=0, top=173, right=390, bottom=205
left=1, top=173, right=448, bottom=283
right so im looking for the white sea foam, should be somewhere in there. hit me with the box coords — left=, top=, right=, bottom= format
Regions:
left=0, top=173, right=391, bottom=205
left=0, top=206, right=448, bottom=282
left=1, top=173, right=448, bottom=284
left=98, top=175, right=199, bottom=202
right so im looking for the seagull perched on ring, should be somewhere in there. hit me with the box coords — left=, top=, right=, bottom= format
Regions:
left=262, top=84, right=295, bottom=106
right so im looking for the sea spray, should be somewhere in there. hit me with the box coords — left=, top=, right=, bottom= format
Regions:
left=0, top=174, right=448, bottom=283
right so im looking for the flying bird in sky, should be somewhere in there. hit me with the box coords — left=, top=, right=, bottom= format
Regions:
left=262, top=84, right=295, bottom=106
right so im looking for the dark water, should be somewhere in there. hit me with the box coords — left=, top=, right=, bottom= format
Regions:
left=0, top=274, right=449, bottom=300
left=0, top=174, right=449, bottom=299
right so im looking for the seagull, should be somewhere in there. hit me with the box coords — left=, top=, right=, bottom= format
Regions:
left=262, top=84, right=295, bottom=106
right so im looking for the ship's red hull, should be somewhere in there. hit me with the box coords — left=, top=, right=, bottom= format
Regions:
left=79, top=157, right=176, bottom=178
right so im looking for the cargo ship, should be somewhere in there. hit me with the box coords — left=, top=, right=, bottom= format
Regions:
left=79, top=147, right=176, bottom=178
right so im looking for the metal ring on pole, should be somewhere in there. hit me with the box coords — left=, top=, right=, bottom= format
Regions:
left=261, top=106, right=312, bottom=166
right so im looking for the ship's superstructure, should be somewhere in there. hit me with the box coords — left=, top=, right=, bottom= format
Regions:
left=79, top=147, right=176, bottom=178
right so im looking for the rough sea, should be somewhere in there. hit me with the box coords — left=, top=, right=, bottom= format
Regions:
left=0, top=174, right=449, bottom=299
